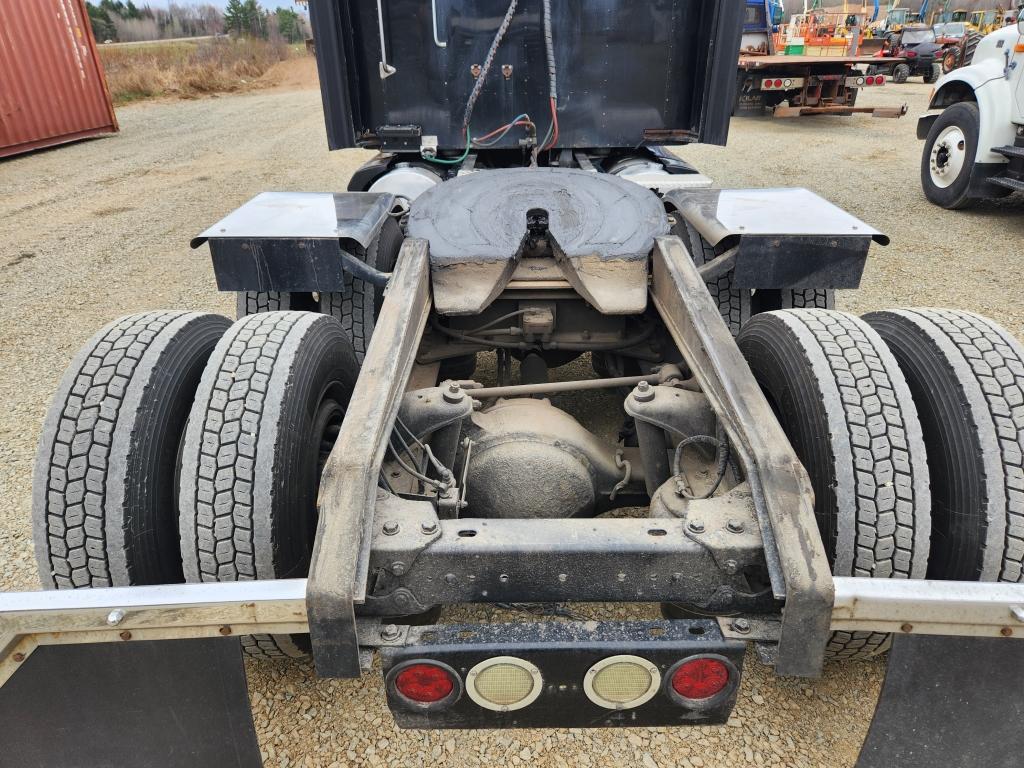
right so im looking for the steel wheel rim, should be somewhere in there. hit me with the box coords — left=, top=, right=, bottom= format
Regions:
left=930, top=125, right=967, bottom=189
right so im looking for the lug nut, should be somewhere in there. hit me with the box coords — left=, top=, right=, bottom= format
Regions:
left=391, top=561, right=407, bottom=576
left=633, top=379, right=656, bottom=402
left=382, top=520, right=400, bottom=536
left=106, top=609, right=125, bottom=626
left=727, top=519, right=745, bottom=534
left=443, top=382, right=464, bottom=404
left=421, top=521, right=438, bottom=535
left=381, top=624, right=400, bottom=641
left=732, top=618, right=751, bottom=634
left=687, top=519, right=705, bottom=534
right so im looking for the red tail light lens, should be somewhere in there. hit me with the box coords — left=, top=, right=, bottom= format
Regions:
left=395, top=663, right=456, bottom=703
left=877, top=75, right=885, bottom=84
left=774, top=79, right=783, bottom=87
left=670, top=657, right=730, bottom=701
left=866, top=75, right=876, bottom=85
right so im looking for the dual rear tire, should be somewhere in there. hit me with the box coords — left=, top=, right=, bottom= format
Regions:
left=33, top=310, right=361, bottom=659
left=740, top=308, right=1024, bottom=659
left=740, top=310, right=931, bottom=659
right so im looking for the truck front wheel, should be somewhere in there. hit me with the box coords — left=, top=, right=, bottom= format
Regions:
left=921, top=102, right=980, bottom=209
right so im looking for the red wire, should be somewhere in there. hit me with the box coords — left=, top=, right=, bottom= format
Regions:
left=476, top=119, right=532, bottom=142
left=543, top=97, right=559, bottom=151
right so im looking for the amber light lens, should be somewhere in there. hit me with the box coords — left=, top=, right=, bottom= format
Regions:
left=394, top=663, right=456, bottom=703
left=670, top=658, right=730, bottom=701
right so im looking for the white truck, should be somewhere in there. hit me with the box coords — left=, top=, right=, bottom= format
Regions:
left=919, top=13, right=1024, bottom=208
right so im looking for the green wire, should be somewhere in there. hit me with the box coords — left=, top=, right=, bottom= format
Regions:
left=424, top=130, right=472, bottom=165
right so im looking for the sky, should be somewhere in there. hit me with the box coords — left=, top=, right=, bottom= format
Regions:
left=161, top=0, right=306, bottom=10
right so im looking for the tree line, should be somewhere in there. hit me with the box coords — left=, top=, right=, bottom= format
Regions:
left=85, top=1, right=308, bottom=44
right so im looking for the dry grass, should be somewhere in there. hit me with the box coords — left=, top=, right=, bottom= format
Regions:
left=98, top=38, right=299, bottom=104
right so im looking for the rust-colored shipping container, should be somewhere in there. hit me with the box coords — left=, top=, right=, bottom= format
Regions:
left=0, top=0, right=118, bottom=158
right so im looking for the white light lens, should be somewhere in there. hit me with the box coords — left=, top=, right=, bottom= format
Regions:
left=583, top=655, right=662, bottom=710
left=465, top=656, right=543, bottom=712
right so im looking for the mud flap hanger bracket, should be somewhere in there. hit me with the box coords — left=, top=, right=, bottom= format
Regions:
left=190, top=190, right=397, bottom=292
left=664, top=187, right=888, bottom=290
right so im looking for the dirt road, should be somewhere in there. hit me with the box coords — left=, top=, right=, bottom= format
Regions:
left=2, top=73, right=1022, bottom=767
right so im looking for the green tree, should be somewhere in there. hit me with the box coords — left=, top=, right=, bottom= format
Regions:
left=224, top=0, right=266, bottom=38
left=243, top=0, right=267, bottom=38
left=85, top=2, right=117, bottom=41
left=274, top=8, right=303, bottom=42
left=223, top=0, right=247, bottom=36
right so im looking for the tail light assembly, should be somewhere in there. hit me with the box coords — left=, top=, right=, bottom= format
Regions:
left=760, top=76, right=803, bottom=91
left=849, top=74, right=886, bottom=88
left=386, top=660, right=462, bottom=710
left=465, top=656, right=543, bottom=712
left=665, top=655, right=738, bottom=706
left=583, top=654, right=662, bottom=710
left=382, top=620, right=744, bottom=728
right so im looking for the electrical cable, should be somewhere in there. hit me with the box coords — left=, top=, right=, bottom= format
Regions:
left=672, top=422, right=732, bottom=501
left=466, top=309, right=531, bottom=333
left=423, top=129, right=472, bottom=165
left=540, top=0, right=559, bottom=151
left=473, top=114, right=535, bottom=148
left=461, top=0, right=519, bottom=134
left=395, top=418, right=453, bottom=482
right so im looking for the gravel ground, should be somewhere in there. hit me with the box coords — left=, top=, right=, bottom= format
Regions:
left=2, top=71, right=1023, bottom=767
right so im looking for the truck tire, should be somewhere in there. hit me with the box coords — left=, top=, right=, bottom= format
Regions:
left=320, top=216, right=404, bottom=363
left=962, top=32, right=983, bottom=66
left=236, top=291, right=319, bottom=319
left=942, top=49, right=958, bottom=74
left=921, top=102, right=981, bottom=210
left=676, top=220, right=834, bottom=332
left=33, top=311, right=230, bottom=589
left=739, top=310, right=931, bottom=660
left=892, top=63, right=911, bottom=84
left=781, top=288, right=835, bottom=311
left=237, top=291, right=290, bottom=318
left=179, top=311, right=359, bottom=658
left=866, top=309, right=1024, bottom=583
left=679, top=220, right=750, bottom=336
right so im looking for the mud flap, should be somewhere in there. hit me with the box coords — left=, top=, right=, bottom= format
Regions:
left=0, top=637, right=261, bottom=767
left=857, top=635, right=1024, bottom=768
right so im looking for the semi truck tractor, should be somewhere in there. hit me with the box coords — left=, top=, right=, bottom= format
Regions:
left=2, top=2, right=1023, bottom=766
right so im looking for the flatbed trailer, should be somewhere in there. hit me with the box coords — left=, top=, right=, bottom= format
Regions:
left=737, top=0, right=907, bottom=117
left=737, top=54, right=909, bottom=116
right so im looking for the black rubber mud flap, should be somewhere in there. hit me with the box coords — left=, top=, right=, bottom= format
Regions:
left=0, top=638, right=261, bottom=767
left=857, top=635, right=1024, bottom=768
